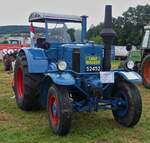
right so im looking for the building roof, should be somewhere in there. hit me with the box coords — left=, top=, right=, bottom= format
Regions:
left=29, top=12, right=83, bottom=23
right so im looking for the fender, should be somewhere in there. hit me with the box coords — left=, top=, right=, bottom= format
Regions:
left=20, top=48, right=48, bottom=73
left=114, top=71, right=142, bottom=84
left=46, top=72, right=75, bottom=85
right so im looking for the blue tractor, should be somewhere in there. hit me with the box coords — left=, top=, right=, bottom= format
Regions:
left=14, top=5, right=142, bottom=135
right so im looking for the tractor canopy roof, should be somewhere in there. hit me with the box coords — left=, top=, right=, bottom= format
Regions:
left=142, top=25, right=150, bottom=48
left=29, top=12, right=84, bottom=23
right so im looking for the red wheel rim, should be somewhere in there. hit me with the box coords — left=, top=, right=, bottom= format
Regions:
left=48, top=94, right=59, bottom=127
left=16, top=67, right=24, bottom=97
left=144, top=61, right=150, bottom=84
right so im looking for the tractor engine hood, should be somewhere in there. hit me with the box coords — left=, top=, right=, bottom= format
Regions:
left=58, top=43, right=103, bottom=73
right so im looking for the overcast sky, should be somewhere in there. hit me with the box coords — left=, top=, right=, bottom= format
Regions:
left=0, top=0, right=149, bottom=28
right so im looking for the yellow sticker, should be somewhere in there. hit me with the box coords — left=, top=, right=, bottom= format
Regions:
left=85, top=56, right=100, bottom=65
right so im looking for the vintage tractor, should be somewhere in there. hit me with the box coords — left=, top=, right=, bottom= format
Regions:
left=120, top=24, right=150, bottom=88
left=14, top=5, right=142, bottom=135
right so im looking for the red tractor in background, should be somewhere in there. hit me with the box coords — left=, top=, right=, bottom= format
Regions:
left=0, top=37, right=30, bottom=71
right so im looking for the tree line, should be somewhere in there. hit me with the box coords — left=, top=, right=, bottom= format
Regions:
left=87, top=4, right=150, bottom=46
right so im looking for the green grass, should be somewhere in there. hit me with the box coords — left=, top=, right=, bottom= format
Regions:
left=111, top=60, right=121, bottom=69
left=0, top=61, right=150, bottom=143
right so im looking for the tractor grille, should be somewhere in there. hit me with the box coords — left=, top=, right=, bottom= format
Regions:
left=72, top=49, right=80, bottom=72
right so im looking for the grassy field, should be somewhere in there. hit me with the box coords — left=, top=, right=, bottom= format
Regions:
left=0, top=61, right=150, bottom=143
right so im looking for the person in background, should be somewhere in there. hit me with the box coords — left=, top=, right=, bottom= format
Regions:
left=10, top=52, right=17, bottom=72
left=9, top=52, right=17, bottom=98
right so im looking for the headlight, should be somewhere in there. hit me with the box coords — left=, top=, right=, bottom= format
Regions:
left=57, top=61, right=67, bottom=71
left=127, top=60, right=134, bottom=69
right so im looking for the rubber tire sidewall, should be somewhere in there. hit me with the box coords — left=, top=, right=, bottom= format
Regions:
left=14, top=52, right=43, bottom=111
left=141, top=55, right=150, bottom=88
left=48, top=85, right=72, bottom=136
left=14, top=55, right=27, bottom=109
left=112, top=81, right=142, bottom=127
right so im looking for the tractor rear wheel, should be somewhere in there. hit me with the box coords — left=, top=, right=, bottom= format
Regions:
left=112, top=81, right=142, bottom=127
left=14, top=51, right=43, bottom=111
left=141, top=55, right=150, bottom=88
left=48, top=85, right=72, bottom=135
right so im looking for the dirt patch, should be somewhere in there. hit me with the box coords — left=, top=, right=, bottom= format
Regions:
left=0, top=111, right=14, bottom=121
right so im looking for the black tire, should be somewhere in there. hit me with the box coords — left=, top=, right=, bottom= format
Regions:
left=112, top=80, right=142, bottom=127
left=133, top=62, right=140, bottom=73
left=141, top=55, right=150, bottom=88
left=48, top=85, right=72, bottom=136
left=14, top=51, right=44, bottom=111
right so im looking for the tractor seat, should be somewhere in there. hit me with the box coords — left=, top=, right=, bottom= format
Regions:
left=36, top=38, right=49, bottom=50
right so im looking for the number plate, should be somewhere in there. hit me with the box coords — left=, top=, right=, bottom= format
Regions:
left=86, top=66, right=101, bottom=72
left=85, top=56, right=101, bottom=72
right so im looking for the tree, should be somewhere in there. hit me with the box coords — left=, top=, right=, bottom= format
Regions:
left=87, top=4, right=150, bottom=46
left=0, top=40, right=8, bottom=44
left=113, top=4, right=150, bottom=46
left=87, top=23, right=103, bottom=44
left=89, top=35, right=103, bottom=44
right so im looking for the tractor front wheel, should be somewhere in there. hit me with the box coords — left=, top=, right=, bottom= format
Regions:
left=112, top=81, right=142, bottom=127
left=141, top=55, right=150, bottom=88
left=48, top=85, right=72, bottom=135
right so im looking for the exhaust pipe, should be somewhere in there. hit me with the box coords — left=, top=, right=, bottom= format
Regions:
left=101, top=5, right=116, bottom=71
